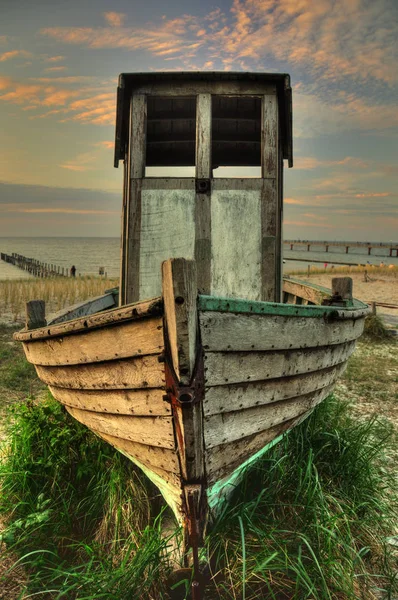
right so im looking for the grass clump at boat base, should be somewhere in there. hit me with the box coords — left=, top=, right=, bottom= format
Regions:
left=0, top=336, right=397, bottom=599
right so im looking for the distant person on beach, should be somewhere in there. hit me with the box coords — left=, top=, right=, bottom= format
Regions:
left=324, top=262, right=328, bottom=269
left=70, top=265, right=76, bottom=277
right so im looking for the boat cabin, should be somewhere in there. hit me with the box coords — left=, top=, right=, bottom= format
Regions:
left=114, top=72, right=293, bottom=306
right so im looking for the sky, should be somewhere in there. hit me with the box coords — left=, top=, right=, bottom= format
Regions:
left=0, top=0, right=397, bottom=240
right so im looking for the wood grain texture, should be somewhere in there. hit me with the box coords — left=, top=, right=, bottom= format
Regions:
left=125, top=178, right=142, bottom=304
left=15, top=297, right=162, bottom=341
left=26, top=300, right=46, bottom=330
left=36, top=354, right=165, bottom=390
left=204, top=340, right=356, bottom=386
left=261, top=179, right=277, bottom=302
left=93, top=429, right=181, bottom=483
left=47, top=293, right=116, bottom=326
left=66, top=405, right=175, bottom=449
left=206, top=417, right=298, bottom=484
left=199, top=311, right=364, bottom=352
left=131, top=82, right=275, bottom=97
left=283, top=279, right=329, bottom=305
left=203, top=362, right=346, bottom=416
left=50, top=385, right=171, bottom=416
left=139, top=188, right=196, bottom=300
left=23, top=317, right=163, bottom=366
left=196, top=94, right=211, bottom=180
left=130, top=94, right=146, bottom=179
left=162, top=258, right=198, bottom=384
left=210, top=189, right=262, bottom=301
left=261, top=94, right=278, bottom=179
left=195, top=191, right=211, bottom=295
left=204, top=384, right=333, bottom=449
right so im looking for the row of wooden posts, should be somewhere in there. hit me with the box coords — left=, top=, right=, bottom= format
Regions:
left=0, top=252, right=69, bottom=278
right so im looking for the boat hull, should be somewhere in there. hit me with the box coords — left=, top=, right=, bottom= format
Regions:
left=15, top=264, right=369, bottom=544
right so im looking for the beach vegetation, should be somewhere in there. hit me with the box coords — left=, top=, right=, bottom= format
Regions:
left=0, top=383, right=396, bottom=598
left=0, top=275, right=119, bottom=322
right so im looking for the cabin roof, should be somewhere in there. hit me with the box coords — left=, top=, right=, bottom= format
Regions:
left=114, top=71, right=293, bottom=168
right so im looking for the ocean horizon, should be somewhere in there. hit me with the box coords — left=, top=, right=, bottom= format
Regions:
left=0, top=236, right=397, bottom=281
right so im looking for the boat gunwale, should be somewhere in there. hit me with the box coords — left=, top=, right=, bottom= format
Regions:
left=14, top=297, right=163, bottom=342
left=14, top=276, right=370, bottom=343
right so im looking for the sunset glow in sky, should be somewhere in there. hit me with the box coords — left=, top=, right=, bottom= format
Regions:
left=0, top=0, right=397, bottom=239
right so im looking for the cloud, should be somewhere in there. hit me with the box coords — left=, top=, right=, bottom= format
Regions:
left=40, top=1, right=397, bottom=87
left=103, top=12, right=126, bottom=27
left=0, top=50, right=31, bottom=62
left=284, top=219, right=334, bottom=228
left=0, top=75, right=115, bottom=125
left=46, top=55, right=65, bottom=62
left=7, top=207, right=118, bottom=215
left=295, top=156, right=370, bottom=170
left=96, top=141, right=114, bottom=149
left=44, top=66, right=67, bottom=72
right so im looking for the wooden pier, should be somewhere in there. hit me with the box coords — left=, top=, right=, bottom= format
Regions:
left=284, top=240, right=398, bottom=257
left=0, top=252, right=68, bottom=278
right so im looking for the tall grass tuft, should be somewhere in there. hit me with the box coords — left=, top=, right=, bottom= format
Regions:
left=1, top=394, right=397, bottom=598
left=0, top=276, right=119, bottom=322
left=0, top=393, right=172, bottom=598
left=205, top=395, right=398, bottom=599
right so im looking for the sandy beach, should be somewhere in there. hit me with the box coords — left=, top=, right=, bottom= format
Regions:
left=303, top=271, right=398, bottom=316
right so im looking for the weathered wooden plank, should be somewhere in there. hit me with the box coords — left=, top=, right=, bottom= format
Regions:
left=261, top=94, right=278, bottom=179
left=204, top=341, right=356, bottom=387
left=198, top=294, right=368, bottom=318
left=139, top=189, right=196, bottom=300
left=93, top=429, right=184, bottom=522
left=26, top=300, right=46, bottom=330
left=142, top=179, right=195, bottom=190
left=196, top=93, right=211, bottom=180
left=49, top=385, right=171, bottom=416
left=130, top=94, right=146, bottom=179
left=15, top=297, right=163, bottom=341
left=131, top=82, right=275, bottom=96
left=125, top=178, right=142, bottom=304
left=66, top=406, right=175, bottom=449
left=162, top=258, right=198, bottom=384
left=36, top=354, right=165, bottom=390
left=203, top=362, right=346, bottom=416
left=195, top=190, right=211, bottom=295
left=283, top=279, right=329, bottom=305
left=332, top=277, right=353, bottom=301
left=93, top=429, right=181, bottom=482
left=199, top=311, right=364, bottom=352
left=206, top=417, right=298, bottom=485
left=212, top=179, right=263, bottom=191
left=47, top=293, right=116, bottom=326
left=204, top=384, right=333, bottom=449
left=23, top=317, right=163, bottom=366
left=210, top=190, right=262, bottom=300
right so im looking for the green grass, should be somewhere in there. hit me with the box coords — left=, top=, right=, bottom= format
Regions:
left=1, top=391, right=397, bottom=599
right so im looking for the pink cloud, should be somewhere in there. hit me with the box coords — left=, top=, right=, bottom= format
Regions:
left=0, top=50, right=31, bottom=62
left=103, top=12, right=126, bottom=27
left=46, top=55, right=65, bottom=62
left=44, top=66, right=67, bottom=72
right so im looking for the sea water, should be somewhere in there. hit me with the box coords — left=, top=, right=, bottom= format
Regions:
left=0, top=237, right=397, bottom=280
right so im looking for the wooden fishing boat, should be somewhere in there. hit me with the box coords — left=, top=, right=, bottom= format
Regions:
left=15, top=72, right=369, bottom=585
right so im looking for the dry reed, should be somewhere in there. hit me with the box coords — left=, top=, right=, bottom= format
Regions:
left=0, top=276, right=119, bottom=322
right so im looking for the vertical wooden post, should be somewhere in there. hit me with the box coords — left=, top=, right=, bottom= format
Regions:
left=332, top=277, right=353, bottom=302
left=162, top=258, right=198, bottom=384
left=162, top=258, right=206, bottom=552
left=261, top=90, right=279, bottom=302
left=195, top=94, right=212, bottom=294
left=122, top=94, right=146, bottom=306
left=26, top=300, right=46, bottom=330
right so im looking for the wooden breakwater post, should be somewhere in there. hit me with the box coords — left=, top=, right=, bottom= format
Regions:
left=0, top=252, right=68, bottom=278
left=26, top=300, right=46, bottom=330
